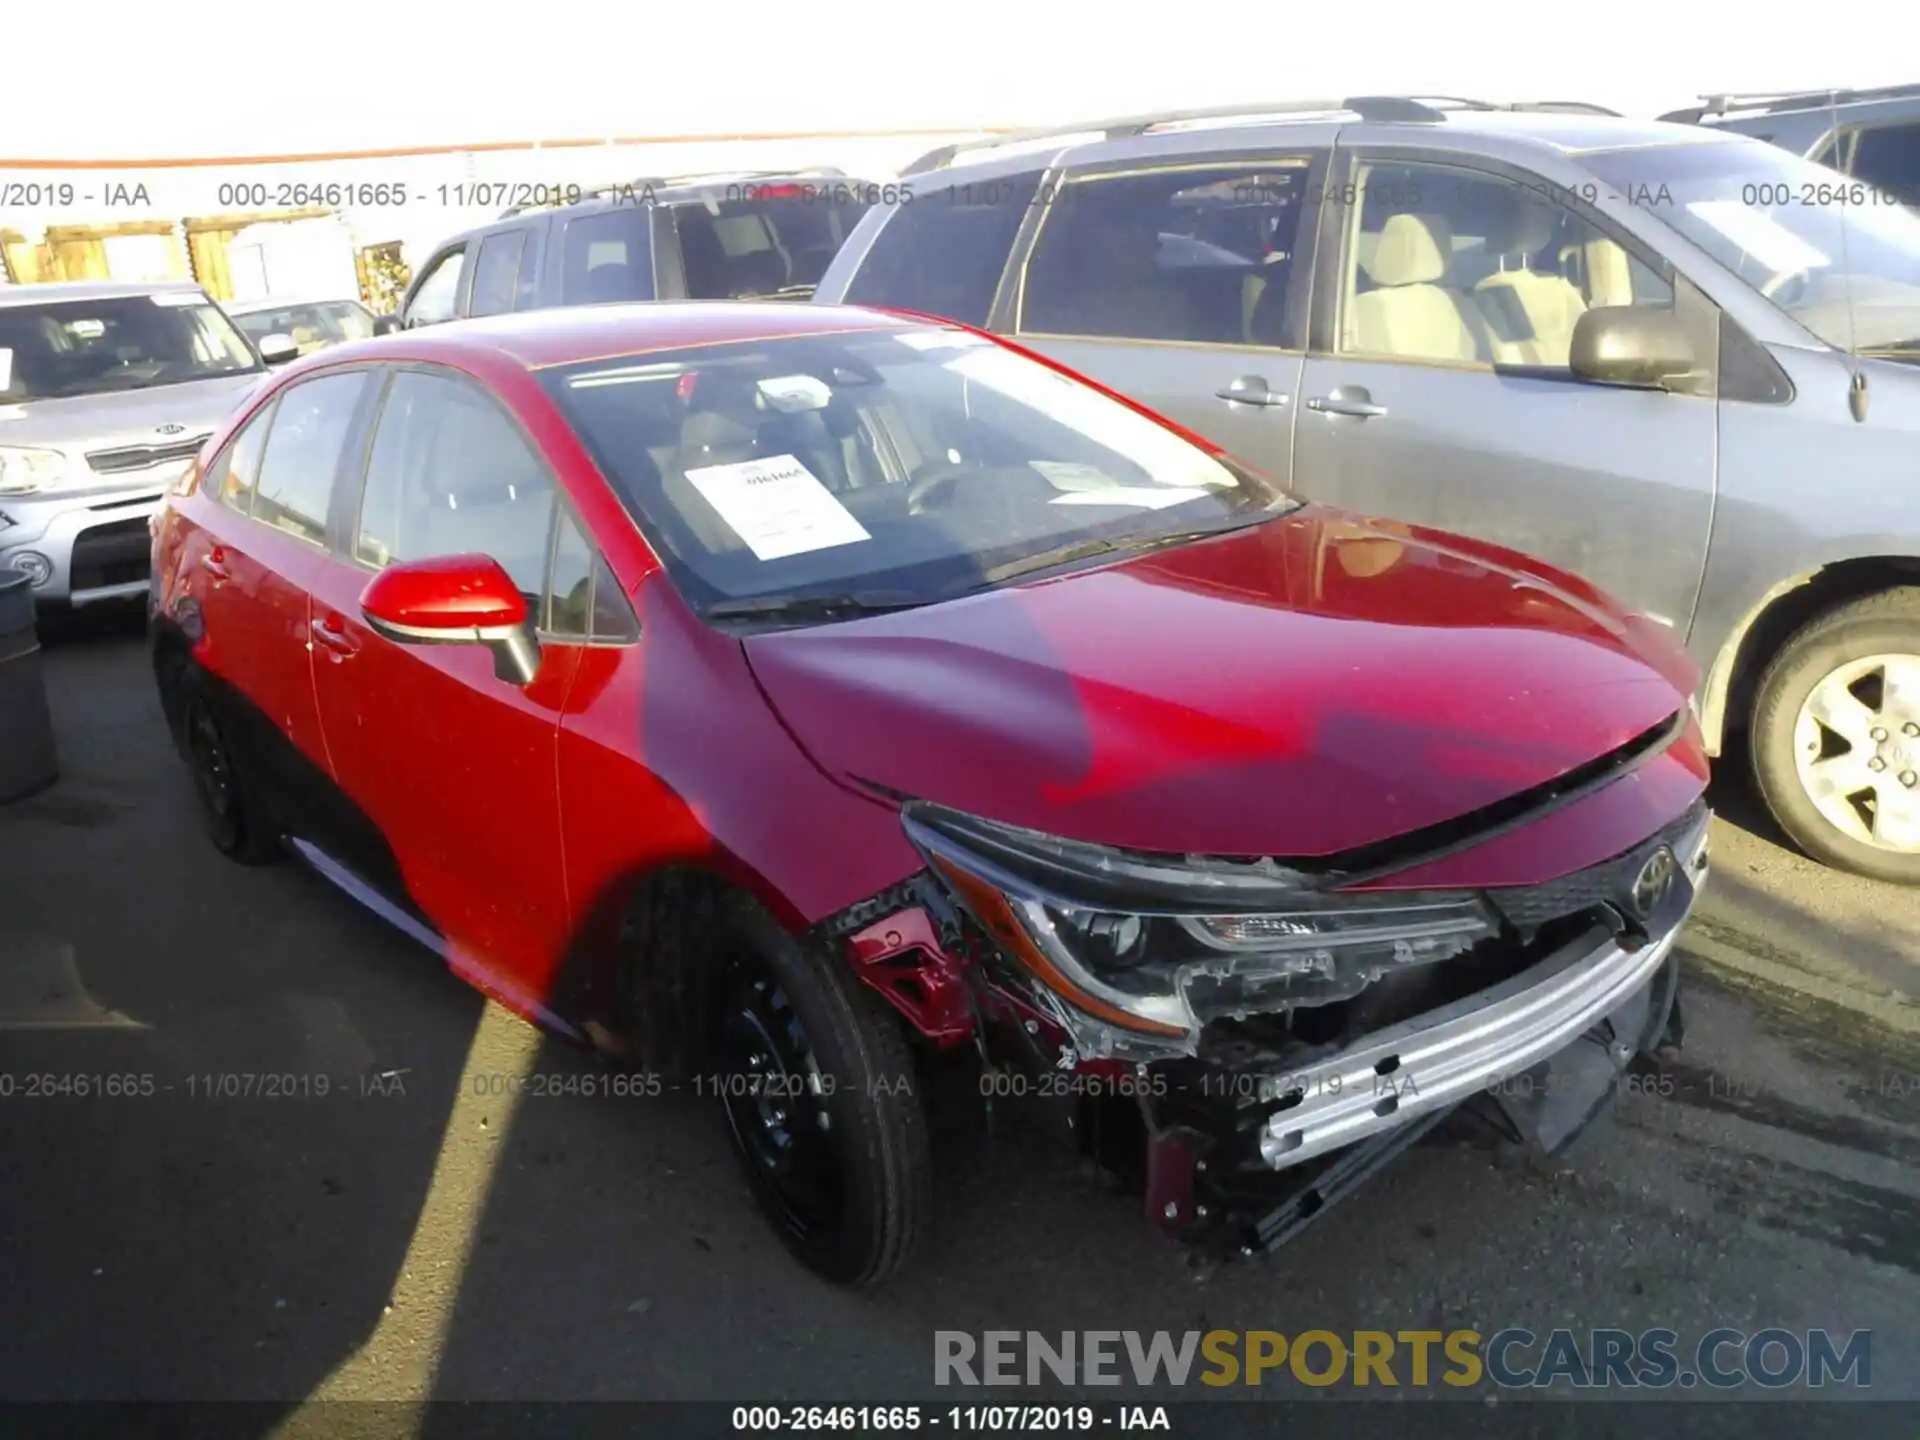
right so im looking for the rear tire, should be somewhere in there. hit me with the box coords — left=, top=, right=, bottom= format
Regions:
left=712, top=900, right=930, bottom=1286
left=1750, top=587, right=1920, bottom=885
left=166, top=663, right=282, bottom=867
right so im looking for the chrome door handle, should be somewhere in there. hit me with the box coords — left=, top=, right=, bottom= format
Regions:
left=199, top=554, right=231, bottom=581
left=1217, top=375, right=1290, bottom=407
left=1306, top=391, right=1388, bottom=419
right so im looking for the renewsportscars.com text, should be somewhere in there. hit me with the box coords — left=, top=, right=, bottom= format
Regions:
left=934, top=1328, right=1871, bottom=1390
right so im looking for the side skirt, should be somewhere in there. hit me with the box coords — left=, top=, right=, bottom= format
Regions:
left=287, top=836, right=588, bottom=1045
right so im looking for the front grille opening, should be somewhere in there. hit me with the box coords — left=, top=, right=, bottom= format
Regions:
left=86, top=437, right=208, bottom=475
left=1197, top=913, right=1594, bottom=1069
left=70, top=517, right=151, bottom=592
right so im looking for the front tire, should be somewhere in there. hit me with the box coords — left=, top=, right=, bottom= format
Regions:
left=713, top=901, right=931, bottom=1286
left=1750, top=588, right=1920, bottom=884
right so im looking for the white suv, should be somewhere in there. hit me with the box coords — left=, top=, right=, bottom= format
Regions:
left=0, top=281, right=281, bottom=607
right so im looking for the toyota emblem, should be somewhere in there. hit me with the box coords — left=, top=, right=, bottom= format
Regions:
left=1629, top=846, right=1678, bottom=920
left=155, top=423, right=186, bottom=436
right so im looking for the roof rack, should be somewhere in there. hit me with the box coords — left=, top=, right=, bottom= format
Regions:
left=899, top=96, right=1620, bottom=175
left=497, top=166, right=849, bottom=218
left=1660, top=82, right=1920, bottom=123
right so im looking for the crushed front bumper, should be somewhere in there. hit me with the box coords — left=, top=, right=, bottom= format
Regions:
left=1256, top=866, right=1695, bottom=1171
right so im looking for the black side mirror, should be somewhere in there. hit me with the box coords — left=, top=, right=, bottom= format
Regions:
left=372, top=314, right=402, bottom=337
left=1569, top=306, right=1697, bottom=389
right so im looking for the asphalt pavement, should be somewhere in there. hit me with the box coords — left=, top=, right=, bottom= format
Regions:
left=2, top=608, right=1917, bottom=1429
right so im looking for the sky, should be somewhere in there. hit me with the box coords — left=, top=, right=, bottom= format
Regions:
left=6, top=1, right=1919, bottom=162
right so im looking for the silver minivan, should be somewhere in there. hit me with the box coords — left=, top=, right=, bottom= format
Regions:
left=816, top=99, right=1920, bottom=884
left=0, top=281, right=286, bottom=608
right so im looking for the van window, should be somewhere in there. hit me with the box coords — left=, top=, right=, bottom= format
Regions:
left=559, top=210, right=650, bottom=306
left=405, top=248, right=467, bottom=326
left=843, top=175, right=1038, bottom=326
left=1850, top=123, right=1920, bottom=200
left=1020, top=163, right=1312, bottom=346
left=469, top=230, right=528, bottom=317
left=672, top=187, right=869, bottom=299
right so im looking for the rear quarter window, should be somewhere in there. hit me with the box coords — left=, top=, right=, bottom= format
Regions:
left=842, top=174, right=1039, bottom=325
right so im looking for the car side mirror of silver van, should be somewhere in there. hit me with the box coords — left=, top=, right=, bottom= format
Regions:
left=1569, top=307, right=1697, bottom=390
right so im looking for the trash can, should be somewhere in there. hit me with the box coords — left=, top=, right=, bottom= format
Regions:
left=0, top=571, right=58, bottom=802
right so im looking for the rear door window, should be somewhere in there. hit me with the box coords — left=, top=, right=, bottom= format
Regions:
left=202, top=399, right=276, bottom=512
left=843, top=174, right=1037, bottom=325
left=557, top=209, right=651, bottom=306
left=673, top=185, right=870, bottom=298
left=251, top=371, right=371, bottom=545
left=468, top=230, right=528, bottom=317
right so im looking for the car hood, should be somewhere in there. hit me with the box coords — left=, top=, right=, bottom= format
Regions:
left=0, top=372, right=263, bottom=453
left=743, top=507, right=1696, bottom=859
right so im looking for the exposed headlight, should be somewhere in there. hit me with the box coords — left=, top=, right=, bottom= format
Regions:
left=0, top=447, right=77, bottom=497
left=902, top=803, right=1497, bottom=1053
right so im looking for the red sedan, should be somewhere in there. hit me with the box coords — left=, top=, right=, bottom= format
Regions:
left=150, top=302, right=1710, bottom=1284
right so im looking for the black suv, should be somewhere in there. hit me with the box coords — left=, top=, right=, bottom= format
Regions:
left=1659, top=84, right=1920, bottom=201
left=390, top=169, right=884, bottom=329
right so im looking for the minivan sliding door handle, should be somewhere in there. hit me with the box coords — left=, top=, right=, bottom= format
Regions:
left=1306, top=386, right=1388, bottom=419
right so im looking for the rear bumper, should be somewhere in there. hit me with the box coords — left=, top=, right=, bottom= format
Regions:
left=1254, top=806, right=1709, bottom=1171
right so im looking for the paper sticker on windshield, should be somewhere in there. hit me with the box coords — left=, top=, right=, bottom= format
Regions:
left=1050, top=486, right=1209, bottom=510
left=895, top=329, right=990, bottom=352
left=1686, top=202, right=1831, bottom=275
left=683, top=454, right=871, bottom=562
left=756, top=374, right=833, bottom=413
left=1029, top=461, right=1119, bottom=491
left=0, top=349, right=11, bottom=393
left=150, top=291, right=210, bottom=308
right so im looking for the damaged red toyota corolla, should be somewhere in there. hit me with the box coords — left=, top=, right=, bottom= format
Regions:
left=149, top=302, right=1711, bottom=1285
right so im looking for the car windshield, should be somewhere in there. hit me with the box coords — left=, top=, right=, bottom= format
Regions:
left=1583, top=140, right=1920, bottom=354
left=0, top=293, right=262, bottom=401
left=541, top=326, right=1290, bottom=615
left=230, top=301, right=373, bottom=353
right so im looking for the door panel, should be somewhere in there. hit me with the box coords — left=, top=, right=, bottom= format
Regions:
left=1009, top=152, right=1326, bottom=488
left=308, top=365, right=574, bottom=1007
left=1016, top=337, right=1304, bottom=481
left=1292, top=153, right=1717, bottom=628
left=189, top=382, right=361, bottom=819
left=308, top=558, right=577, bottom=1006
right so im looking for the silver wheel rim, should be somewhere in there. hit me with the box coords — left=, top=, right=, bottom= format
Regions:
left=1792, top=651, right=1920, bottom=854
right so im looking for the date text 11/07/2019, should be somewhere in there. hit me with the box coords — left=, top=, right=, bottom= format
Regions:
left=732, top=1406, right=1170, bottom=1432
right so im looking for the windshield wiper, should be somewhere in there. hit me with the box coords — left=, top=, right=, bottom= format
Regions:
left=980, top=511, right=1279, bottom=587
left=705, top=590, right=930, bottom=624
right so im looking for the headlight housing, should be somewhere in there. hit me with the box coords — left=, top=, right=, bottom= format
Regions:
left=903, top=802, right=1497, bottom=1057
left=0, top=447, right=77, bottom=498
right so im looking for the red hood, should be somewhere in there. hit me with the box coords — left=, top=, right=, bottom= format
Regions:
left=744, top=507, right=1697, bottom=859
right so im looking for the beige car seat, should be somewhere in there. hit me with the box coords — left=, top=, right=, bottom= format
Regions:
left=1346, top=214, right=1491, bottom=363
left=1472, top=197, right=1590, bottom=365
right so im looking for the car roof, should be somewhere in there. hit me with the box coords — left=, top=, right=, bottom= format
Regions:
left=311, top=300, right=925, bottom=373
left=222, top=294, right=368, bottom=315
left=0, top=279, right=209, bottom=308
left=910, top=103, right=1747, bottom=179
